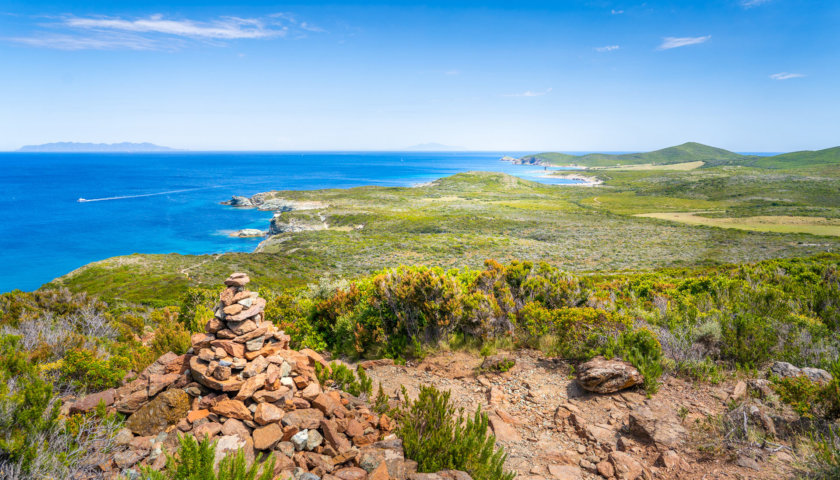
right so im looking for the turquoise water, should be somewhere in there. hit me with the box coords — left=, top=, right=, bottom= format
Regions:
left=0, top=151, right=581, bottom=292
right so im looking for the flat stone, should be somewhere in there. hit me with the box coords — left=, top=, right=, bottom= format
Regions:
left=211, top=398, right=253, bottom=421
left=281, top=409, right=324, bottom=430
left=246, top=336, right=266, bottom=352
left=253, top=423, right=284, bottom=450
left=70, top=388, right=116, bottom=414
left=227, top=319, right=258, bottom=336
left=210, top=339, right=245, bottom=358
left=225, top=273, right=250, bottom=287
left=252, top=387, right=291, bottom=403
left=254, top=402, right=285, bottom=425
left=228, top=298, right=266, bottom=322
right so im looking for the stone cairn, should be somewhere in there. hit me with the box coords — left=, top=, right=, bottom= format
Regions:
left=68, top=273, right=456, bottom=480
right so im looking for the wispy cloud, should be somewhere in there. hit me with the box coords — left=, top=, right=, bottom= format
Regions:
left=64, top=15, right=284, bottom=39
left=444, top=70, right=460, bottom=76
left=504, top=88, right=552, bottom=97
left=8, top=13, right=319, bottom=50
left=658, top=35, right=711, bottom=50
left=741, top=0, right=772, bottom=8
left=595, top=45, right=620, bottom=52
left=611, top=9, right=624, bottom=15
left=770, top=72, right=805, bottom=80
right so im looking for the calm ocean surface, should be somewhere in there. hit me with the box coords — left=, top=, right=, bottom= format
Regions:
left=0, top=151, right=583, bottom=292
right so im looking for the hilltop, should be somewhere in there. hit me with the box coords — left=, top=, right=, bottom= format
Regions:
left=515, top=142, right=840, bottom=170
left=17, top=142, right=178, bottom=152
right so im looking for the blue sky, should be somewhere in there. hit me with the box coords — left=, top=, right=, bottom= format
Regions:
left=1, top=0, right=837, bottom=151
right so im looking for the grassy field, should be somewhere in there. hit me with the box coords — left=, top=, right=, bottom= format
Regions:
left=636, top=212, right=840, bottom=237
left=590, top=160, right=704, bottom=171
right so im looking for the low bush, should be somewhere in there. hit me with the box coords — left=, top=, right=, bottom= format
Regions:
left=139, top=435, right=275, bottom=480
left=314, top=362, right=373, bottom=398
left=395, top=385, right=514, bottom=480
left=59, top=348, right=130, bottom=392
left=601, top=328, right=665, bottom=393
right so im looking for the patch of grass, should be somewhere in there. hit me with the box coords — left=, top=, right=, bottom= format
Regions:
left=636, top=213, right=840, bottom=237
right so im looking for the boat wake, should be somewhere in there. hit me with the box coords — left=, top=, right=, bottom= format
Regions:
left=77, top=186, right=220, bottom=203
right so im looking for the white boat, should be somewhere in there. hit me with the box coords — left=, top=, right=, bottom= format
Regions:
left=77, top=198, right=88, bottom=202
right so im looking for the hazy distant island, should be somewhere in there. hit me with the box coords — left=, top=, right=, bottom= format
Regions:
left=17, top=142, right=179, bottom=152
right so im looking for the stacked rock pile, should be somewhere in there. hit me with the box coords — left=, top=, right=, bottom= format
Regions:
left=67, top=273, right=472, bottom=480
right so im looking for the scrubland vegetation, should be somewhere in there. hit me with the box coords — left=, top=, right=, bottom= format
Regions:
left=4, top=144, right=840, bottom=478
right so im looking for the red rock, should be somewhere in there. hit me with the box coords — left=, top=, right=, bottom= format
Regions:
left=368, top=462, right=389, bottom=480
left=225, top=273, right=250, bottom=287
left=301, top=382, right=321, bottom=401
left=609, top=451, right=643, bottom=480
left=254, top=402, right=285, bottom=425
left=577, top=356, right=643, bottom=394
left=70, top=388, right=116, bottom=414
left=228, top=298, right=266, bottom=322
left=206, top=317, right=225, bottom=333
left=211, top=398, right=252, bottom=421
left=191, top=333, right=215, bottom=349
left=489, top=415, right=520, bottom=443
left=194, top=422, right=223, bottom=440
left=281, top=409, right=324, bottom=429
left=312, top=393, right=344, bottom=417
left=235, top=373, right=267, bottom=402
left=187, top=409, right=210, bottom=423
left=300, top=348, right=330, bottom=370
left=334, top=466, right=368, bottom=480
left=210, top=339, right=245, bottom=358
left=220, top=286, right=237, bottom=305
left=597, top=461, right=615, bottom=478
left=272, top=451, right=297, bottom=474
left=235, top=326, right=268, bottom=343
left=253, top=387, right=291, bottom=403
left=221, top=418, right=251, bottom=441
left=547, top=465, right=583, bottom=480
left=253, top=423, right=283, bottom=450
left=345, top=419, right=364, bottom=438
left=148, top=373, right=180, bottom=396
left=224, top=304, right=244, bottom=315
left=358, top=359, right=394, bottom=369
left=321, top=418, right=352, bottom=452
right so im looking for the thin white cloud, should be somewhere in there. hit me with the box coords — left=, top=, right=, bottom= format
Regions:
left=770, top=72, right=805, bottom=80
left=611, top=9, right=624, bottom=15
left=8, top=13, right=320, bottom=50
left=658, top=35, right=711, bottom=50
left=504, top=88, right=553, bottom=97
left=741, top=0, right=772, bottom=8
left=445, top=70, right=460, bottom=76
left=595, top=45, right=620, bottom=52
left=9, top=33, right=162, bottom=50
left=65, top=15, right=285, bottom=39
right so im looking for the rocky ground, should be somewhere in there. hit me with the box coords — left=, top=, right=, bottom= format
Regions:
left=360, top=350, right=806, bottom=480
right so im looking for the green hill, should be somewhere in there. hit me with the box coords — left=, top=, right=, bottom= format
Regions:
left=750, top=146, right=840, bottom=169
left=520, top=142, right=748, bottom=167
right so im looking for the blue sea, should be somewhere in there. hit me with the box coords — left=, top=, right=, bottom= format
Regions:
left=0, top=151, right=584, bottom=292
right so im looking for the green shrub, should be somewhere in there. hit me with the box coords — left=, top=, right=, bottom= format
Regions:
left=314, top=362, right=373, bottom=397
left=0, top=335, right=61, bottom=472
left=772, top=375, right=840, bottom=420
left=139, top=434, right=275, bottom=480
left=808, top=428, right=840, bottom=480
left=395, top=385, right=514, bottom=480
left=601, top=328, right=665, bottom=393
left=151, top=318, right=192, bottom=357
left=60, top=348, right=129, bottom=392
left=178, top=288, right=218, bottom=333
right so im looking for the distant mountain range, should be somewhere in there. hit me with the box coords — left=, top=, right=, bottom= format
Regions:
left=514, top=142, right=840, bottom=169
left=17, top=142, right=178, bottom=152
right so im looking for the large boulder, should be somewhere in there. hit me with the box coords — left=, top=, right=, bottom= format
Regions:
left=769, top=361, right=833, bottom=384
left=125, top=389, right=191, bottom=436
left=576, top=356, right=643, bottom=394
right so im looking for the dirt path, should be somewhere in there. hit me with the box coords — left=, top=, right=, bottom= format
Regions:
left=359, top=350, right=799, bottom=480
